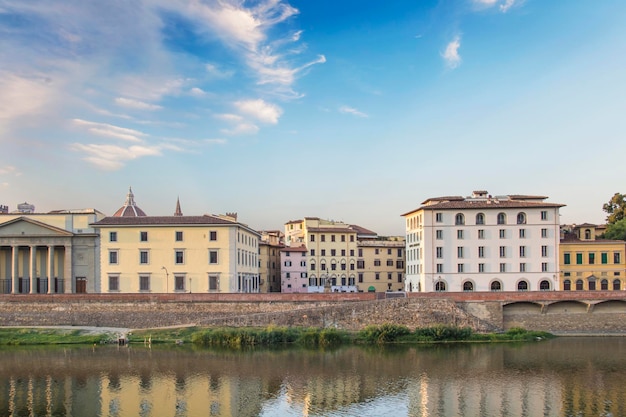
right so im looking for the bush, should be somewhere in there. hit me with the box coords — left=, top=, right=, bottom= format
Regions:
left=358, top=324, right=410, bottom=344
left=414, top=325, right=473, bottom=341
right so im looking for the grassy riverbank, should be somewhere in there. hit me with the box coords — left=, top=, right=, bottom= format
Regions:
left=0, top=325, right=553, bottom=347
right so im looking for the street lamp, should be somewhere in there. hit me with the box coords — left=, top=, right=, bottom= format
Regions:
left=161, top=266, right=169, bottom=294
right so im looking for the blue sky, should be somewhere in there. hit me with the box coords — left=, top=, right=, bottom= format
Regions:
left=1, top=0, right=625, bottom=235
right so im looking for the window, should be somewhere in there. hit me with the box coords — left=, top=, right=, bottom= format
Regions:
left=457, top=230, right=464, bottom=239
left=436, top=230, right=443, bottom=239
left=613, top=279, right=621, bottom=290
left=499, top=229, right=506, bottom=239
left=387, top=248, right=392, bottom=255
left=576, top=279, right=583, bottom=291
left=108, top=275, right=119, bottom=291
left=310, top=234, right=315, bottom=242
left=585, top=229, right=591, bottom=240
left=500, top=263, right=506, bottom=273
left=436, top=247, right=443, bottom=258
left=301, top=272, right=307, bottom=278
left=455, top=213, right=465, bottom=225
left=396, top=260, right=404, bottom=269
left=541, top=228, right=548, bottom=238
left=375, top=249, right=380, bottom=255
left=374, top=260, right=381, bottom=266
left=564, top=253, right=571, bottom=264
left=563, top=279, right=571, bottom=291
left=541, top=210, right=548, bottom=220
left=519, top=229, right=526, bottom=238
left=497, top=213, right=506, bottom=225
left=176, top=231, right=183, bottom=241
left=478, top=246, right=485, bottom=258
left=350, top=250, right=354, bottom=256
left=435, top=213, right=443, bottom=222
left=140, top=231, right=148, bottom=242
left=519, top=263, right=526, bottom=272
left=358, top=273, right=363, bottom=283
left=358, top=249, right=363, bottom=257
left=310, top=249, right=315, bottom=256
left=331, top=235, right=335, bottom=242
left=284, top=261, right=292, bottom=267
left=109, top=250, right=118, bottom=265
left=397, top=273, right=403, bottom=283
left=321, top=263, right=327, bottom=271
left=601, top=253, right=608, bottom=264
left=436, top=264, right=443, bottom=273
left=387, top=273, right=392, bottom=280
left=398, top=248, right=403, bottom=257
left=109, top=232, right=117, bottom=242
left=517, top=212, right=526, bottom=224
left=589, top=253, right=595, bottom=264
left=341, top=249, right=346, bottom=256
left=321, top=235, right=326, bottom=242
left=478, top=229, right=485, bottom=239
left=499, top=246, right=506, bottom=258
left=286, top=272, right=291, bottom=278
left=542, top=263, right=548, bottom=272
left=476, top=213, right=485, bottom=225
left=491, top=281, right=501, bottom=291
left=301, top=260, right=306, bottom=267
left=286, top=251, right=290, bottom=257
left=175, top=275, right=185, bottom=291
left=614, top=252, right=621, bottom=264
left=357, top=260, right=365, bottom=269
left=350, top=235, right=355, bottom=242
left=209, top=275, right=218, bottom=291
left=601, top=279, right=609, bottom=290
left=435, top=281, right=446, bottom=292
left=463, top=281, right=473, bottom=292
left=457, top=263, right=464, bottom=273
left=140, top=275, right=150, bottom=291
left=209, top=250, right=218, bottom=264
left=375, top=273, right=380, bottom=280
left=331, top=249, right=336, bottom=256
left=517, top=280, right=529, bottom=291
left=175, top=250, right=184, bottom=264
left=539, top=280, right=550, bottom=291
left=311, top=263, right=316, bottom=271
left=139, top=250, right=149, bottom=264
left=457, top=247, right=464, bottom=258
left=576, top=253, right=583, bottom=264
left=519, top=246, right=526, bottom=257
left=341, top=263, right=346, bottom=271
left=478, top=263, right=485, bottom=273
left=542, top=246, right=548, bottom=257
left=321, top=249, right=326, bottom=256
left=341, top=235, right=346, bottom=242
left=387, top=259, right=394, bottom=266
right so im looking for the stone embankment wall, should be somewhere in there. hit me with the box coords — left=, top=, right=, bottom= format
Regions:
left=0, top=294, right=498, bottom=332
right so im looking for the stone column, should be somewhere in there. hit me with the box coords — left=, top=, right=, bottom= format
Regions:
left=29, top=245, right=37, bottom=294
left=63, top=244, right=72, bottom=293
left=11, top=245, right=19, bottom=294
left=47, top=246, right=55, bottom=294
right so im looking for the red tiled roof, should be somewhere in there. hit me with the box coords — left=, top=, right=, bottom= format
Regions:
left=281, top=245, right=307, bottom=252
left=307, top=227, right=356, bottom=233
left=113, top=205, right=147, bottom=217
left=92, top=215, right=237, bottom=226
left=402, top=199, right=565, bottom=216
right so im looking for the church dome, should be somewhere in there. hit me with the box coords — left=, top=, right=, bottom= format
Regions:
left=113, top=187, right=147, bottom=217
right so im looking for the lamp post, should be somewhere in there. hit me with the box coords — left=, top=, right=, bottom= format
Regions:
left=161, top=266, right=169, bottom=294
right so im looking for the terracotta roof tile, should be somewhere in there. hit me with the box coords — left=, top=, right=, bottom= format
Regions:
left=92, top=215, right=236, bottom=226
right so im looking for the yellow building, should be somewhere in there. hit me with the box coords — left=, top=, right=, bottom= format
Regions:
left=93, top=191, right=260, bottom=293
left=559, top=224, right=626, bottom=291
left=258, top=230, right=284, bottom=292
left=357, top=237, right=405, bottom=292
left=0, top=208, right=104, bottom=294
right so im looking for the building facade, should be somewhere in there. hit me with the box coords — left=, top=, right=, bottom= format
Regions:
left=259, top=231, right=284, bottom=292
left=280, top=245, right=308, bottom=293
left=402, top=191, right=563, bottom=292
left=356, top=237, right=405, bottom=292
left=0, top=209, right=104, bottom=294
left=560, top=224, right=626, bottom=291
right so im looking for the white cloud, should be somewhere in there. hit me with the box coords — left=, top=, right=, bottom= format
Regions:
left=473, top=0, right=519, bottom=12
left=235, top=99, right=283, bottom=124
left=69, top=143, right=162, bottom=170
left=221, top=123, right=260, bottom=136
left=339, top=106, right=368, bottom=118
left=0, top=72, right=57, bottom=129
left=205, top=63, right=234, bottom=79
left=72, top=119, right=147, bottom=142
left=189, top=87, right=207, bottom=97
left=215, top=113, right=244, bottom=123
left=0, top=165, right=21, bottom=176
left=114, top=97, right=163, bottom=111
left=442, top=36, right=462, bottom=69
left=500, top=0, right=517, bottom=12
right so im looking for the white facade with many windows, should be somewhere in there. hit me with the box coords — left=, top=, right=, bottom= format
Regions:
left=402, top=191, right=564, bottom=292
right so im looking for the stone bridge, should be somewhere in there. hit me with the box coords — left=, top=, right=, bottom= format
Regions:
left=0, top=291, right=625, bottom=334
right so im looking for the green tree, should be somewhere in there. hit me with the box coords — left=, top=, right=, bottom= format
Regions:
left=603, top=193, right=626, bottom=224
left=603, top=218, right=626, bottom=241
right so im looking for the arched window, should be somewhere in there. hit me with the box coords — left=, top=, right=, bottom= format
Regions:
left=497, top=213, right=506, bottom=225
left=517, top=212, right=526, bottom=224
left=435, top=280, right=447, bottom=292
left=463, top=281, right=474, bottom=292
left=517, top=280, right=529, bottom=291
left=588, top=277, right=596, bottom=291
left=563, top=279, right=571, bottom=291
left=455, top=213, right=465, bottom=225
left=601, top=279, right=609, bottom=290
left=476, top=213, right=485, bottom=225
left=576, top=279, right=584, bottom=291
left=585, top=229, right=591, bottom=239
left=308, top=275, right=317, bottom=286
left=539, top=280, right=550, bottom=291
left=613, top=279, right=621, bottom=291
left=490, top=281, right=502, bottom=291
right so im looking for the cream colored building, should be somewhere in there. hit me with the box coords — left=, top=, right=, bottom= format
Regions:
left=0, top=209, right=104, bottom=294
left=259, top=230, right=284, bottom=292
left=357, top=237, right=405, bottom=292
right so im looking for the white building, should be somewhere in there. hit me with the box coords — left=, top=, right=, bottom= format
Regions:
left=402, top=191, right=564, bottom=292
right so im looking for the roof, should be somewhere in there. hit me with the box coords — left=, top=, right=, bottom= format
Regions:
left=402, top=199, right=565, bottom=216
left=349, top=224, right=377, bottom=236
left=281, top=245, right=307, bottom=252
left=560, top=238, right=626, bottom=245
left=307, top=227, right=356, bottom=233
left=92, top=215, right=238, bottom=226
left=113, top=187, right=147, bottom=217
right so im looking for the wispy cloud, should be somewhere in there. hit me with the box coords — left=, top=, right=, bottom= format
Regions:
left=221, top=123, right=260, bottom=136
left=442, top=36, right=462, bottom=69
left=69, top=143, right=163, bottom=170
left=339, top=106, right=368, bottom=118
left=115, top=97, right=163, bottom=111
left=189, top=87, right=207, bottom=97
left=215, top=113, right=244, bottom=123
left=473, top=0, right=520, bottom=12
left=72, top=119, right=147, bottom=142
left=235, top=99, right=283, bottom=124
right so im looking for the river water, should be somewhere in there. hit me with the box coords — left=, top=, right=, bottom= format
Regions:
left=0, top=337, right=625, bottom=417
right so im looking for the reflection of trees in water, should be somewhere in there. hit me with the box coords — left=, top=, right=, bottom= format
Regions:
left=0, top=339, right=625, bottom=416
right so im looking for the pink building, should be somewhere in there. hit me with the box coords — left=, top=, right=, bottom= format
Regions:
left=280, top=245, right=308, bottom=293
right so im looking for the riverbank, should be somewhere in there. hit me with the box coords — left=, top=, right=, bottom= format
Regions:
left=0, top=325, right=553, bottom=347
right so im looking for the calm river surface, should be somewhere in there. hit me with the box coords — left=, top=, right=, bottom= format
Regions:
left=0, top=337, right=625, bottom=417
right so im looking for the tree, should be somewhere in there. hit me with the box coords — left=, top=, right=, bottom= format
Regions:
left=602, top=192, right=626, bottom=224
left=603, top=218, right=626, bottom=241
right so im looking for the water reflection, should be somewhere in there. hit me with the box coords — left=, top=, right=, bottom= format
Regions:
left=0, top=338, right=625, bottom=416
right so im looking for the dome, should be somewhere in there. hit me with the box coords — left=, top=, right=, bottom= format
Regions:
left=113, top=187, right=147, bottom=217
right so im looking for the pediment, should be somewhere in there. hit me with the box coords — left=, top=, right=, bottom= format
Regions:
left=0, top=217, right=74, bottom=237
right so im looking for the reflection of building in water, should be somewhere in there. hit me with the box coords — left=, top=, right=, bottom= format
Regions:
left=406, top=372, right=562, bottom=416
